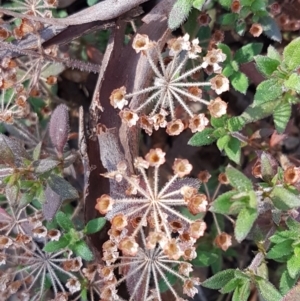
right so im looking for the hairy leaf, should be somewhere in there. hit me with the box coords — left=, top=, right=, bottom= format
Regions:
left=188, top=128, right=217, bottom=146
left=231, top=72, right=249, bottom=94
left=73, top=241, right=94, bottom=261
left=283, top=37, right=300, bottom=71
left=202, top=269, right=236, bottom=289
left=255, top=277, right=282, bottom=301
left=210, top=191, right=236, bottom=214
left=273, top=102, right=291, bottom=134
left=84, top=217, right=106, bottom=234
left=255, top=56, right=280, bottom=77
left=226, top=166, right=253, bottom=192
left=234, top=43, right=263, bottom=64
left=270, top=186, right=300, bottom=210
left=43, top=236, right=69, bottom=252
left=168, top=0, right=193, bottom=30
left=235, top=207, right=258, bottom=242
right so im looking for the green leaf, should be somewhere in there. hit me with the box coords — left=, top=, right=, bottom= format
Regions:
left=56, top=211, right=73, bottom=231
left=72, top=241, right=94, bottom=261
left=283, top=37, right=300, bottom=71
left=226, top=117, right=244, bottom=132
left=168, top=0, right=193, bottom=30
left=43, top=236, right=69, bottom=252
left=47, top=174, right=79, bottom=201
left=286, top=217, right=300, bottom=232
left=280, top=270, right=297, bottom=295
left=210, top=191, right=236, bottom=214
left=282, top=281, right=300, bottom=301
left=87, top=0, right=98, bottom=6
left=188, top=128, right=217, bottom=146
left=234, top=43, right=263, bottom=64
left=270, top=186, right=300, bottom=210
left=267, top=45, right=281, bottom=61
left=233, top=281, right=251, bottom=301
left=235, top=207, right=258, bottom=242
left=221, top=278, right=241, bottom=294
left=235, top=20, right=246, bottom=36
left=84, top=217, right=106, bottom=234
left=267, top=240, right=293, bottom=259
left=218, top=43, right=232, bottom=63
left=254, top=56, right=280, bottom=77
left=192, top=0, right=206, bottom=9
left=254, top=79, right=282, bottom=105
left=273, top=102, right=291, bottom=134
left=284, top=73, right=300, bottom=93
left=219, top=13, right=238, bottom=26
left=226, top=166, right=253, bottom=192
left=211, top=115, right=228, bottom=128
left=202, top=269, right=236, bottom=289
left=217, top=135, right=230, bottom=151
left=287, top=254, right=300, bottom=279
left=255, top=277, right=282, bottom=301
left=193, top=250, right=219, bottom=266
left=224, top=137, right=241, bottom=164
left=218, top=0, right=231, bottom=9
left=260, top=152, right=276, bottom=182
left=223, top=64, right=234, bottom=77
left=231, top=72, right=249, bottom=94
left=260, top=16, right=282, bottom=42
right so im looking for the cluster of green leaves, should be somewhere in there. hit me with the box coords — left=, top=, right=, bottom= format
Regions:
left=210, top=157, right=300, bottom=242
left=230, top=38, right=300, bottom=134
left=218, top=0, right=281, bottom=41
left=202, top=268, right=283, bottom=301
left=267, top=218, right=300, bottom=295
left=189, top=115, right=242, bottom=164
left=219, top=42, right=262, bottom=94
left=44, top=211, right=106, bottom=261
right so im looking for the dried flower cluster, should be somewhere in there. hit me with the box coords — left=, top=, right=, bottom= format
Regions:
left=95, top=148, right=208, bottom=299
left=110, top=34, right=229, bottom=136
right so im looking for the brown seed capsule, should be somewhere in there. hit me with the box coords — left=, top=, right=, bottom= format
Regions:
left=214, top=232, right=232, bottom=251
left=231, top=0, right=241, bottom=13
left=249, top=23, right=263, bottom=37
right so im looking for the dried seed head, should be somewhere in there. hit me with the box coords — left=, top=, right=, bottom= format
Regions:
left=173, top=158, right=193, bottom=177
left=146, top=232, right=168, bottom=249
left=179, top=262, right=193, bottom=277
left=151, top=112, right=168, bottom=130
left=197, top=12, right=211, bottom=26
left=134, top=157, right=150, bottom=169
left=119, top=237, right=139, bottom=256
left=189, top=220, right=207, bottom=239
left=270, top=2, right=281, bottom=15
left=166, top=119, right=185, bottom=136
left=48, top=229, right=61, bottom=241
left=284, top=166, right=300, bottom=185
left=210, top=74, right=230, bottom=94
left=202, top=49, right=226, bottom=73
left=183, top=246, right=197, bottom=260
left=188, top=86, right=202, bottom=98
left=111, top=214, right=128, bottom=231
left=197, top=170, right=211, bottom=183
left=231, top=0, right=241, bottom=13
left=187, top=194, right=208, bottom=215
left=32, top=226, right=47, bottom=238
left=110, top=86, right=128, bottom=109
left=0, top=27, right=10, bottom=40
left=119, top=109, right=139, bottom=127
left=218, top=172, right=229, bottom=184
left=99, top=266, right=115, bottom=281
left=181, top=186, right=198, bottom=200
left=183, top=278, right=200, bottom=298
left=189, top=114, right=209, bottom=133
left=0, top=236, right=12, bottom=249
left=132, top=34, right=151, bottom=53
left=252, top=161, right=262, bottom=178
left=95, top=194, right=114, bottom=214
left=145, top=148, right=166, bottom=167
left=163, top=239, right=183, bottom=260
left=212, top=30, right=225, bottom=43
left=46, top=75, right=57, bottom=85
left=167, top=34, right=190, bottom=55
left=208, top=97, right=227, bottom=117
left=139, top=114, right=154, bottom=135
left=170, top=220, right=183, bottom=232
left=66, top=278, right=81, bottom=294
left=214, top=232, right=232, bottom=251
left=249, top=23, right=263, bottom=37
